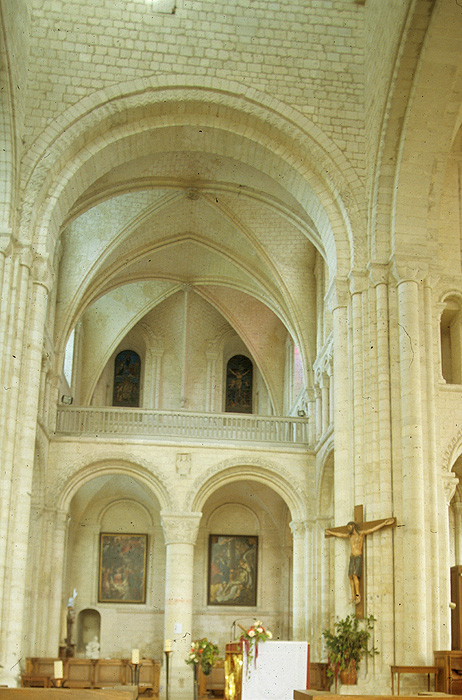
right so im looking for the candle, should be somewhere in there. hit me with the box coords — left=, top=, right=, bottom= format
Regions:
left=54, top=660, right=63, bottom=679
left=132, top=649, right=140, bottom=664
left=165, top=639, right=172, bottom=652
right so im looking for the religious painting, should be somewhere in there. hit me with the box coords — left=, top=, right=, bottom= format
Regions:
left=98, top=533, right=147, bottom=603
left=208, top=534, right=258, bottom=606
left=112, top=350, right=141, bottom=407
left=225, top=355, right=253, bottom=413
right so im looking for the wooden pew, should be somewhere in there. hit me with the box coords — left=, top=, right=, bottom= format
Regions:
left=0, top=689, right=137, bottom=700
left=294, top=693, right=456, bottom=700
left=21, top=659, right=160, bottom=697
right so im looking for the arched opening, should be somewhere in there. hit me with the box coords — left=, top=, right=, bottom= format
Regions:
left=65, top=473, right=163, bottom=658
left=77, top=609, right=101, bottom=655
left=193, top=479, right=293, bottom=651
left=441, top=296, right=462, bottom=384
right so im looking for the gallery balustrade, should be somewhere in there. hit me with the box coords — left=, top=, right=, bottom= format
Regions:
left=55, top=406, right=311, bottom=446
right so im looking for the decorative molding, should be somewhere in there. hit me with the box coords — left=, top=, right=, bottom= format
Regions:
left=176, top=452, right=192, bottom=477
left=325, top=276, right=350, bottom=312
left=442, top=472, right=459, bottom=506
left=189, top=455, right=310, bottom=520
left=289, top=520, right=306, bottom=539
left=51, top=452, right=176, bottom=511
left=160, top=511, right=202, bottom=545
left=442, top=428, right=462, bottom=472
left=389, top=257, right=429, bottom=286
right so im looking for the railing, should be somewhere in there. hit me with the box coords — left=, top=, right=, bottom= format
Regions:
left=55, top=407, right=311, bottom=446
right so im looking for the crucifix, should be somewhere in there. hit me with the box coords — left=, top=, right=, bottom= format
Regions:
left=325, top=505, right=396, bottom=619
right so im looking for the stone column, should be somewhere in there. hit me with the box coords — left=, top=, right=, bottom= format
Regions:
left=325, top=278, right=352, bottom=615
left=454, top=502, right=462, bottom=566
left=289, top=520, right=306, bottom=640
left=317, top=517, right=333, bottom=660
left=367, top=265, right=395, bottom=681
left=320, top=373, right=330, bottom=436
left=393, top=263, right=427, bottom=662
left=46, top=509, right=69, bottom=655
left=161, top=511, right=202, bottom=700
left=0, top=252, right=51, bottom=685
left=205, top=349, right=219, bottom=412
left=314, top=385, right=322, bottom=443
left=306, top=389, right=316, bottom=446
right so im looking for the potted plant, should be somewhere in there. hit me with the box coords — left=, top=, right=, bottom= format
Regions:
left=185, top=638, right=220, bottom=676
left=322, top=614, right=378, bottom=691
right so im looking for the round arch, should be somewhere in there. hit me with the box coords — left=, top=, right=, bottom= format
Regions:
left=189, top=458, right=310, bottom=521
left=19, top=76, right=364, bottom=278
left=316, top=439, right=334, bottom=517
left=55, top=457, right=173, bottom=513
left=390, top=0, right=462, bottom=258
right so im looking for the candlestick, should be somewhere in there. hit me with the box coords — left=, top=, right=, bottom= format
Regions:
left=131, top=648, right=140, bottom=664
left=54, top=660, right=63, bottom=679
left=164, top=648, right=172, bottom=700
left=164, top=638, right=172, bottom=652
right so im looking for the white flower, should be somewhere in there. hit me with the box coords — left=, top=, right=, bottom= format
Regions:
left=189, top=653, right=195, bottom=659
left=267, top=631, right=273, bottom=639
left=257, top=627, right=263, bottom=633
left=248, top=630, right=255, bottom=637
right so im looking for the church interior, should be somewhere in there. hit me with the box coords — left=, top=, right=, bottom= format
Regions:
left=2, top=0, right=462, bottom=698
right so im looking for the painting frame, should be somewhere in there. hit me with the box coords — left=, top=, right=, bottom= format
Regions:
left=207, top=534, right=258, bottom=607
left=98, top=533, right=147, bottom=604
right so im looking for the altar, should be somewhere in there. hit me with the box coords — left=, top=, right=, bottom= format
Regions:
left=225, top=641, right=310, bottom=700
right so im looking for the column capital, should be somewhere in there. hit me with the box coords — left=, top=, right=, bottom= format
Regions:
left=348, top=269, right=369, bottom=295
left=325, top=276, right=349, bottom=313
left=32, top=252, right=53, bottom=292
left=160, top=511, right=202, bottom=545
left=390, top=257, right=429, bottom=286
left=442, top=472, right=459, bottom=506
left=289, top=519, right=307, bottom=540
left=0, top=231, right=14, bottom=257
left=368, top=262, right=389, bottom=287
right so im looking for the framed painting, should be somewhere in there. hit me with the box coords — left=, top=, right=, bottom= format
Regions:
left=208, top=534, right=258, bottom=606
left=98, top=533, right=147, bottom=603
left=225, top=355, right=253, bottom=413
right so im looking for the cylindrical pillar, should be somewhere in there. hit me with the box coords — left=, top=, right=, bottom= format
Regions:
left=0, top=253, right=51, bottom=685
left=161, top=511, right=202, bottom=700
left=395, top=272, right=427, bottom=661
left=289, top=520, right=306, bottom=641
left=454, top=503, right=462, bottom=566
left=326, top=278, right=352, bottom=615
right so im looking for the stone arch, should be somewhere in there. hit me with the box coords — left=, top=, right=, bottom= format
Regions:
left=442, top=430, right=462, bottom=475
left=439, top=291, right=462, bottom=384
left=189, top=456, right=309, bottom=521
left=20, top=76, right=365, bottom=278
left=98, top=498, right=154, bottom=528
left=390, top=0, right=462, bottom=258
left=55, top=456, right=173, bottom=512
left=204, top=502, right=261, bottom=531
left=317, top=442, right=334, bottom=518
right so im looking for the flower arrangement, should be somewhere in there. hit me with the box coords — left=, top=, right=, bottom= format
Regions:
left=239, top=620, right=272, bottom=677
left=185, top=638, right=220, bottom=676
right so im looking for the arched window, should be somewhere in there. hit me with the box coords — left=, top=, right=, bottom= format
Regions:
left=441, top=297, right=462, bottom=384
left=225, top=355, right=253, bottom=413
left=113, top=350, right=141, bottom=407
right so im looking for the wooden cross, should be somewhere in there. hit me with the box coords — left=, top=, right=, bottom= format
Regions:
left=325, top=505, right=396, bottom=618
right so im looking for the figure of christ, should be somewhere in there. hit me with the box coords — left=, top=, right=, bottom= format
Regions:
left=325, top=517, right=395, bottom=605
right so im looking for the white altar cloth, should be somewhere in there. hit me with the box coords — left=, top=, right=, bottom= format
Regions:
left=242, top=641, right=309, bottom=700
